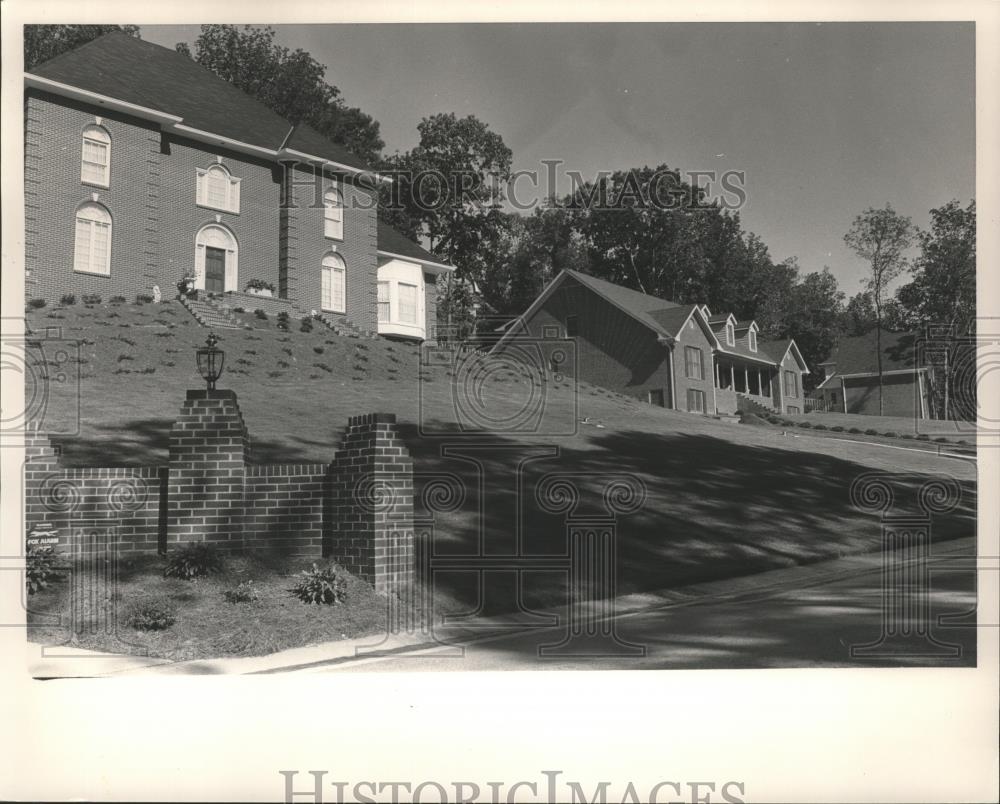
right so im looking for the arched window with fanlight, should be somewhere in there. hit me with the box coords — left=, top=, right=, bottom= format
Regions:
left=73, top=202, right=112, bottom=275
left=321, top=253, right=346, bottom=313
left=324, top=186, right=344, bottom=240
left=196, top=163, right=241, bottom=213
left=194, top=224, right=238, bottom=293
left=81, top=125, right=111, bottom=187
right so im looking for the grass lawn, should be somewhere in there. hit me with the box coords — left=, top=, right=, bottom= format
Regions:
left=22, top=299, right=979, bottom=657
left=26, top=551, right=388, bottom=661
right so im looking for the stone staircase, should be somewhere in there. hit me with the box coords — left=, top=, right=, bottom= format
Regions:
left=178, top=294, right=242, bottom=330
left=736, top=393, right=778, bottom=417
left=312, top=311, right=379, bottom=339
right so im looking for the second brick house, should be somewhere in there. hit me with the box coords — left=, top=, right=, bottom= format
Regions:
left=23, top=31, right=452, bottom=340
left=492, top=269, right=809, bottom=416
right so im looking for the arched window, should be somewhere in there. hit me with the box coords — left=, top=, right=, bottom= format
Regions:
left=81, top=125, right=111, bottom=186
left=195, top=224, right=238, bottom=293
left=749, top=329, right=757, bottom=352
left=197, top=164, right=241, bottom=213
left=321, top=253, right=346, bottom=313
left=324, top=186, right=344, bottom=240
left=726, top=321, right=735, bottom=346
left=73, top=202, right=112, bottom=275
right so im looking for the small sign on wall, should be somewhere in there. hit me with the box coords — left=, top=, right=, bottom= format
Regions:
left=26, top=522, right=60, bottom=548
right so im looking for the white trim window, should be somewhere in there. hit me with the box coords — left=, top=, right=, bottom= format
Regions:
left=726, top=322, right=735, bottom=346
left=377, top=281, right=390, bottom=323
left=324, top=186, right=344, bottom=240
left=81, top=125, right=111, bottom=187
left=398, top=282, right=418, bottom=324
left=196, top=164, right=241, bottom=213
left=321, top=253, right=346, bottom=313
left=73, top=202, right=112, bottom=275
left=194, top=224, right=238, bottom=292
left=749, top=329, right=757, bottom=352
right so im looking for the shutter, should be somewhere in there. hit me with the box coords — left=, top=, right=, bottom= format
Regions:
left=225, top=248, right=237, bottom=291
left=195, top=244, right=206, bottom=289
left=231, top=178, right=241, bottom=213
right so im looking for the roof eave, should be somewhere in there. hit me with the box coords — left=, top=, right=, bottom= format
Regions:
left=377, top=249, right=454, bottom=274
left=25, top=73, right=183, bottom=126
left=278, top=147, right=391, bottom=184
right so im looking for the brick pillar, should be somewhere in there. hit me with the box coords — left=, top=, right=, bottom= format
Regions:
left=23, top=426, right=68, bottom=540
left=167, top=389, right=250, bottom=550
left=329, top=413, right=414, bottom=593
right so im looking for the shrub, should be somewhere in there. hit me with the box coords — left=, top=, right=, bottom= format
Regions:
left=163, top=542, right=223, bottom=580
left=813, top=423, right=828, bottom=431
left=222, top=580, right=260, bottom=604
left=135, top=293, right=154, bottom=305
left=848, top=427, right=862, bottom=434
left=916, top=433, right=930, bottom=441
left=798, top=421, right=813, bottom=429
left=121, top=596, right=176, bottom=631
left=884, top=431, right=898, bottom=438
left=27, top=298, right=47, bottom=309
left=254, top=309, right=268, bottom=320
left=300, top=317, right=314, bottom=333
left=60, top=294, right=77, bottom=306
left=82, top=293, right=102, bottom=305
left=277, top=311, right=290, bottom=331
left=110, top=295, right=127, bottom=305
left=864, top=428, right=878, bottom=436
left=934, top=437, right=949, bottom=443
left=958, top=440, right=969, bottom=446
left=290, top=563, right=346, bottom=605
left=900, top=433, right=914, bottom=439
left=831, top=425, right=845, bottom=432
left=245, top=278, right=275, bottom=292
left=232, top=307, right=246, bottom=314
left=26, top=545, right=65, bottom=595
left=313, top=346, right=324, bottom=354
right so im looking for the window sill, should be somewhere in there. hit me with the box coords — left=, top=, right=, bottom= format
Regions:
left=321, top=307, right=346, bottom=315
left=196, top=202, right=240, bottom=215
left=72, top=268, right=111, bottom=277
left=81, top=179, right=110, bottom=190
left=324, top=234, right=344, bottom=242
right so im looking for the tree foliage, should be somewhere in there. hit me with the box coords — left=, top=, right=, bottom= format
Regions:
left=177, top=25, right=384, bottom=165
left=24, top=25, right=140, bottom=70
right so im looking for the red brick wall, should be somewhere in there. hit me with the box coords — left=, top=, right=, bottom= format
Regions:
left=282, top=164, right=379, bottom=331
left=670, top=315, right=716, bottom=414
left=515, top=276, right=672, bottom=404
left=244, top=464, right=329, bottom=555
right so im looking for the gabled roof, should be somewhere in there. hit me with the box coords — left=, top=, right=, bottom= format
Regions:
left=708, top=313, right=736, bottom=325
left=819, top=331, right=921, bottom=376
left=759, top=339, right=810, bottom=373
left=734, top=319, right=758, bottom=331
left=27, top=31, right=375, bottom=174
left=377, top=221, right=453, bottom=272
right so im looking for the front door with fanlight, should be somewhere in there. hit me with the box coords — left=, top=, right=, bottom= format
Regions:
left=205, top=246, right=226, bottom=294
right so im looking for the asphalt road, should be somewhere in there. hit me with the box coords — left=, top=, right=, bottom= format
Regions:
left=302, top=555, right=978, bottom=672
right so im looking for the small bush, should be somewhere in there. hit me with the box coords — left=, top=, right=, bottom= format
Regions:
left=254, top=309, right=268, bottom=320
left=110, top=295, right=127, bottom=305
left=934, top=437, right=949, bottom=443
left=900, top=433, right=914, bottom=439
left=958, top=439, right=969, bottom=446
left=232, top=307, right=246, bottom=314
left=813, top=423, right=828, bottom=431
left=27, top=298, right=47, bottom=309
left=135, top=293, right=154, bottom=305
left=798, top=421, right=813, bottom=429
left=82, top=293, right=102, bottom=305
left=60, top=294, right=77, bottom=306
left=222, top=580, right=260, bottom=605
left=864, top=428, right=878, bottom=436
left=916, top=433, right=930, bottom=441
left=832, top=425, right=845, bottom=432
left=884, top=431, right=898, bottom=438
left=121, top=596, right=176, bottom=631
left=300, top=317, right=314, bottom=333
left=290, top=564, right=346, bottom=605
left=163, top=542, right=223, bottom=580
left=848, top=427, right=862, bottom=434
left=277, top=312, right=290, bottom=331
left=313, top=346, right=324, bottom=354
left=26, top=545, right=65, bottom=595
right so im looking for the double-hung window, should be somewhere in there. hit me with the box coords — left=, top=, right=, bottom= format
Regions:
left=74, top=203, right=112, bottom=275
left=321, top=254, right=346, bottom=313
left=684, top=345, right=704, bottom=380
left=81, top=125, right=110, bottom=187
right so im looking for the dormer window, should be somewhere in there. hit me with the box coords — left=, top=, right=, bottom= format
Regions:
left=749, top=329, right=757, bottom=352
left=197, top=164, right=241, bottom=213
left=726, top=322, right=735, bottom=346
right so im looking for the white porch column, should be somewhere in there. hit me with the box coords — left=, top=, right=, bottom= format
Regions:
left=743, top=366, right=749, bottom=394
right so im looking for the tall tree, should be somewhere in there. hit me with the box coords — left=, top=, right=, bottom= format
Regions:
left=843, top=205, right=914, bottom=415
left=894, top=200, right=976, bottom=418
left=25, top=25, right=140, bottom=70
left=177, top=25, right=383, bottom=165
left=779, top=269, right=845, bottom=390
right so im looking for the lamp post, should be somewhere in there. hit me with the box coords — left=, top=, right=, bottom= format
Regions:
left=195, top=332, right=225, bottom=391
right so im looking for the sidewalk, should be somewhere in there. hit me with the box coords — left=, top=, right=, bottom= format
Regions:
left=28, top=536, right=976, bottom=677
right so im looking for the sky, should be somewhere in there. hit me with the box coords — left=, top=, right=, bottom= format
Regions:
left=143, top=22, right=975, bottom=297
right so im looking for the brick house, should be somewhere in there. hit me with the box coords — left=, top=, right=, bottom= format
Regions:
left=811, top=330, right=934, bottom=418
left=492, top=269, right=809, bottom=415
left=23, top=32, right=452, bottom=341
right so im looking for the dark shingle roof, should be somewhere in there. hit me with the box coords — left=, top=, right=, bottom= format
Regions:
left=29, top=31, right=374, bottom=173
left=647, top=305, right=700, bottom=337
left=564, top=270, right=681, bottom=332
left=377, top=221, right=451, bottom=268
left=708, top=313, right=733, bottom=324
left=757, top=339, right=793, bottom=364
left=822, top=331, right=920, bottom=375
